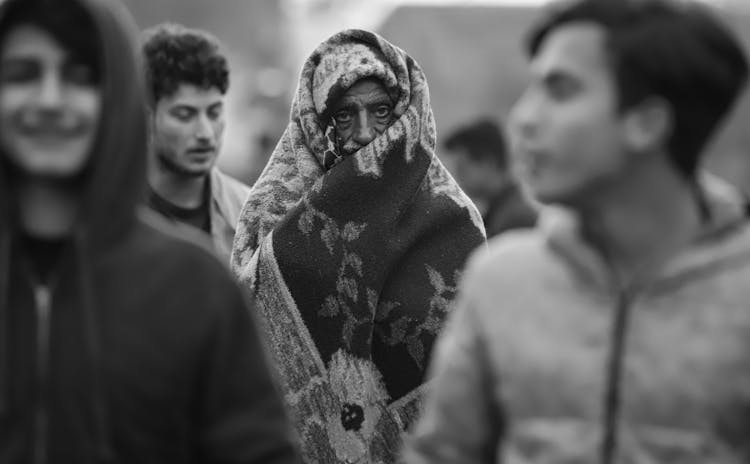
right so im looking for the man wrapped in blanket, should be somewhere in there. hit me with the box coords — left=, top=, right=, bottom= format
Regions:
left=231, top=29, right=486, bottom=463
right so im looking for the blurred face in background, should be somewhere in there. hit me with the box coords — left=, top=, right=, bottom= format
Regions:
left=0, top=24, right=101, bottom=179
left=443, top=147, right=509, bottom=200
left=331, top=77, right=395, bottom=156
left=508, top=23, right=631, bottom=207
left=151, top=83, right=224, bottom=177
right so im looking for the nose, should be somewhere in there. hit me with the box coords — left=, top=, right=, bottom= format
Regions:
left=509, top=90, right=541, bottom=140
left=351, top=110, right=377, bottom=146
left=37, top=71, right=64, bottom=109
left=194, top=114, right=215, bottom=143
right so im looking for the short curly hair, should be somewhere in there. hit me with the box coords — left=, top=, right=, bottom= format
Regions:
left=141, top=23, right=229, bottom=106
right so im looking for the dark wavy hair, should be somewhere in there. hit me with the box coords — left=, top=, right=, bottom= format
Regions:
left=527, top=0, right=748, bottom=178
left=141, top=23, right=229, bottom=106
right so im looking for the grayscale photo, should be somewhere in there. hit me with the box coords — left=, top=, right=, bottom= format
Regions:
left=0, top=0, right=748, bottom=462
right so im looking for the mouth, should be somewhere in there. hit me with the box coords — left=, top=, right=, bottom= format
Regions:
left=21, top=129, right=84, bottom=147
left=187, top=147, right=216, bottom=158
left=340, top=141, right=364, bottom=156
left=20, top=125, right=81, bottom=137
left=514, top=146, right=550, bottom=177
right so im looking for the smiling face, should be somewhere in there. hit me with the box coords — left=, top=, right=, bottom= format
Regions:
left=508, top=23, right=633, bottom=207
left=151, top=83, right=224, bottom=177
left=330, top=78, right=395, bottom=156
left=0, top=24, right=102, bottom=179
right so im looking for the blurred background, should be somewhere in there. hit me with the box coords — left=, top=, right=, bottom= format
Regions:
left=121, top=0, right=750, bottom=194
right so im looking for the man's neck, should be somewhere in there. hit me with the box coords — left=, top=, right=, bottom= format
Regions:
left=17, top=180, right=81, bottom=239
left=149, top=168, right=208, bottom=209
left=575, top=161, right=702, bottom=288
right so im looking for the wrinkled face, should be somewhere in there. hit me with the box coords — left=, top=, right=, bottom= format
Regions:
left=151, top=83, right=224, bottom=177
left=331, top=77, right=395, bottom=156
left=508, top=23, right=630, bottom=206
left=0, top=24, right=101, bottom=179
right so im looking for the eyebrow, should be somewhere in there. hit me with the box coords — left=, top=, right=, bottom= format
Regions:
left=171, top=104, right=197, bottom=113
left=333, top=102, right=358, bottom=112
left=546, top=70, right=573, bottom=81
left=0, top=55, right=30, bottom=62
left=334, top=98, right=393, bottom=111
left=0, top=56, right=45, bottom=66
left=536, top=66, right=582, bottom=83
left=368, top=98, right=393, bottom=107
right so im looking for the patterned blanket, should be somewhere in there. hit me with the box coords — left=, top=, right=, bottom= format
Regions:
left=231, top=29, right=486, bottom=463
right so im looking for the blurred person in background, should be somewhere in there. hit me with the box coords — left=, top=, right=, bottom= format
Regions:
left=405, top=0, right=750, bottom=463
left=143, top=23, right=250, bottom=265
left=443, top=118, right=537, bottom=237
left=0, top=0, right=299, bottom=461
left=231, top=29, right=485, bottom=463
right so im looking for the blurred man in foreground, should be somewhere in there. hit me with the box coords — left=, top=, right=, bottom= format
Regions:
left=0, top=0, right=298, bottom=461
left=406, top=0, right=750, bottom=462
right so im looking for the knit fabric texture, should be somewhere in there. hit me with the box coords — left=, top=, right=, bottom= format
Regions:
left=231, top=29, right=486, bottom=463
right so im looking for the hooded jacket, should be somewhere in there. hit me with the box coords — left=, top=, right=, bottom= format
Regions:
left=405, top=177, right=750, bottom=464
left=0, top=0, right=299, bottom=463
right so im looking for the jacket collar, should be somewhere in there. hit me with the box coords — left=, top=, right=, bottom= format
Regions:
left=542, top=173, right=750, bottom=294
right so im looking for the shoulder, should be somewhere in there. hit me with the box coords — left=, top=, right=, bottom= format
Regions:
left=455, top=224, right=576, bottom=329
left=462, top=227, right=553, bottom=287
left=102, top=213, right=256, bottom=355
left=211, top=168, right=252, bottom=222
left=212, top=168, right=251, bottom=201
left=130, top=208, right=237, bottom=284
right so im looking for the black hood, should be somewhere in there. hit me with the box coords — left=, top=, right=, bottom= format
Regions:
left=0, top=0, right=147, bottom=459
left=0, top=0, right=148, bottom=248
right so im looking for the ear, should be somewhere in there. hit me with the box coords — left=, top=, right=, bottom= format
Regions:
left=622, top=97, right=673, bottom=154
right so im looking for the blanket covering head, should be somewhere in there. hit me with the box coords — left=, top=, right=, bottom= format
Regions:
left=231, top=29, right=486, bottom=463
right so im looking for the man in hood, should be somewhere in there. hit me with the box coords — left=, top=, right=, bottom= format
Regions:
left=143, top=23, right=250, bottom=265
left=0, top=0, right=299, bottom=462
left=405, top=0, right=750, bottom=463
left=231, top=29, right=486, bottom=463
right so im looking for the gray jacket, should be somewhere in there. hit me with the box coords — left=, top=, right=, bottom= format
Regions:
left=404, top=177, right=750, bottom=464
left=209, top=167, right=251, bottom=265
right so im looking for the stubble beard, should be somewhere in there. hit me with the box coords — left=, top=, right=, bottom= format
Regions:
left=156, top=149, right=211, bottom=179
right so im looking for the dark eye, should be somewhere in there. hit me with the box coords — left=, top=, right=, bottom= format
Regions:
left=334, top=111, right=353, bottom=125
left=64, top=62, right=97, bottom=86
left=171, top=108, right=194, bottom=121
left=374, top=105, right=392, bottom=119
left=0, top=59, right=39, bottom=83
left=208, top=107, right=223, bottom=120
left=546, top=77, right=579, bottom=101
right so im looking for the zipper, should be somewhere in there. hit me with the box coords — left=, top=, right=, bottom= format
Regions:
left=33, top=284, right=52, bottom=464
left=600, top=291, right=633, bottom=464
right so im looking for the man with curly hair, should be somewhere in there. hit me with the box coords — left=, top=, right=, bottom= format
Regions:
left=142, top=23, right=250, bottom=264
